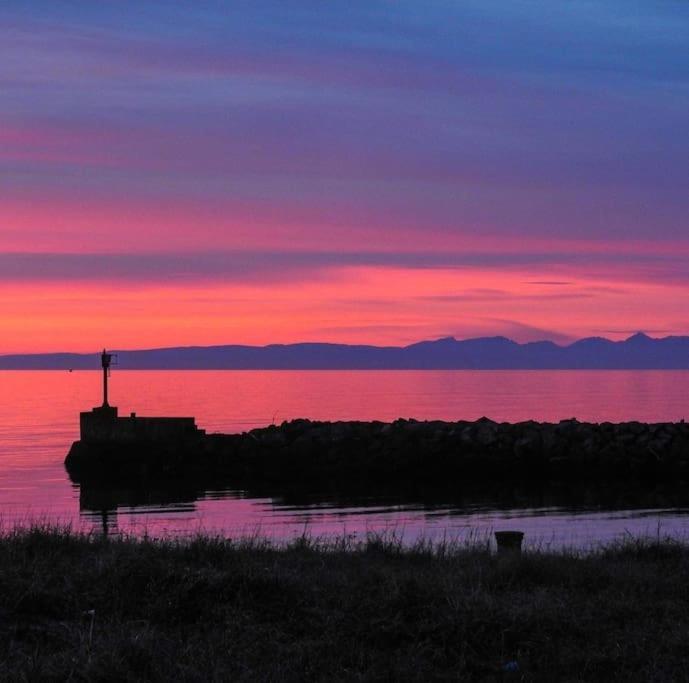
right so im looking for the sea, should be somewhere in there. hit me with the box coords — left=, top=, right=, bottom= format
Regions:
left=2, top=369, right=689, bottom=549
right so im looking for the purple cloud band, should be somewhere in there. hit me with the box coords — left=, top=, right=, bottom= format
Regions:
left=0, top=249, right=686, bottom=285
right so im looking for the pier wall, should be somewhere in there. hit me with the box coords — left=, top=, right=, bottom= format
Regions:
left=80, top=406, right=203, bottom=443
left=67, top=417, right=689, bottom=485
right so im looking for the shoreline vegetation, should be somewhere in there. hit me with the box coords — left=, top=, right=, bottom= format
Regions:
left=3, top=525, right=689, bottom=681
left=67, top=417, right=689, bottom=487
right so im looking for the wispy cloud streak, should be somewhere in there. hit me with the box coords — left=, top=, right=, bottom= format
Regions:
left=0, top=249, right=688, bottom=285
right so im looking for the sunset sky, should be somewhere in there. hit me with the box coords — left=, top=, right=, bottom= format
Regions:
left=2, top=1, right=688, bottom=353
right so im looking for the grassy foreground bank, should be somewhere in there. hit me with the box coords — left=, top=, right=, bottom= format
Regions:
left=2, top=529, right=689, bottom=681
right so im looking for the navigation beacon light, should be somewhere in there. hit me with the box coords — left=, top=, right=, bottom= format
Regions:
left=101, top=349, right=113, bottom=407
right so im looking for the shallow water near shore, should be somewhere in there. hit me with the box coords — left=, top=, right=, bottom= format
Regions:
left=2, top=369, right=689, bottom=548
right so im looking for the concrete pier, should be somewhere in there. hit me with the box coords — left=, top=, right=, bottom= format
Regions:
left=80, top=405, right=204, bottom=443
left=66, top=416, right=689, bottom=485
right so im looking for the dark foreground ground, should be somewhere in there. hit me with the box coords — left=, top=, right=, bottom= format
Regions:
left=2, top=529, right=689, bottom=681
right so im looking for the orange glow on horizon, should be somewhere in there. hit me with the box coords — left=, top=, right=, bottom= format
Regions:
left=3, top=189, right=689, bottom=355
left=0, top=264, right=686, bottom=354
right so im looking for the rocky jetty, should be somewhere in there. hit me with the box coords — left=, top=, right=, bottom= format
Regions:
left=65, top=417, right=689, bottom=486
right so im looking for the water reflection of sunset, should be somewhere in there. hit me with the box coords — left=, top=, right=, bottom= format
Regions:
left=1, top=369, right=688, bottom=544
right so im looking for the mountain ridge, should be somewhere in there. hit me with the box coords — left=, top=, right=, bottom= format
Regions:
left=1, top=333, right=688, bottom=369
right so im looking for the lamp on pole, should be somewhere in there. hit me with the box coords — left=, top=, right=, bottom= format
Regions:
left=101, top=349, right=113, bottom=407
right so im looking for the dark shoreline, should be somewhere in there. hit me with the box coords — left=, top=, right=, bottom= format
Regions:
left=66, top=417, right=689, bottom=489
left=6, top=331, right=689, bottom=369
left=3, top=526, right=689, bottom=681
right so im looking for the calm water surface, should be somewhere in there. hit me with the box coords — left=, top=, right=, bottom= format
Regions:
left=1, top=369, right=689, bottom=548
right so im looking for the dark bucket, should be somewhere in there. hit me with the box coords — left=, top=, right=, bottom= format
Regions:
left=495, top=531, right=524, bottom=556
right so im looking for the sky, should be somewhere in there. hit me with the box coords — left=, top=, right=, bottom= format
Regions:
left=1, top=1, right=688, bottom=353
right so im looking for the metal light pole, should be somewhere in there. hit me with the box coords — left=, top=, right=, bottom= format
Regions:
left=101, top=349, right=112, bottom=407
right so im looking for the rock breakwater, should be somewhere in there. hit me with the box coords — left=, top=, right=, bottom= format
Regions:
left=65, top=417, right=689, bottom=485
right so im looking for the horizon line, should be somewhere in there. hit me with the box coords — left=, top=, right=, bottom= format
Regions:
left=0, top=330, right=678, bottom=358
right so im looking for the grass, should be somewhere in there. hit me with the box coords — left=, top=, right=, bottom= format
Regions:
left=1, top=526, right=689, bottom=681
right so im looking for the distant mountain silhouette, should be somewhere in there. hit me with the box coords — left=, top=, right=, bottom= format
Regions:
left=2, top=333, right=689, bottom=369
